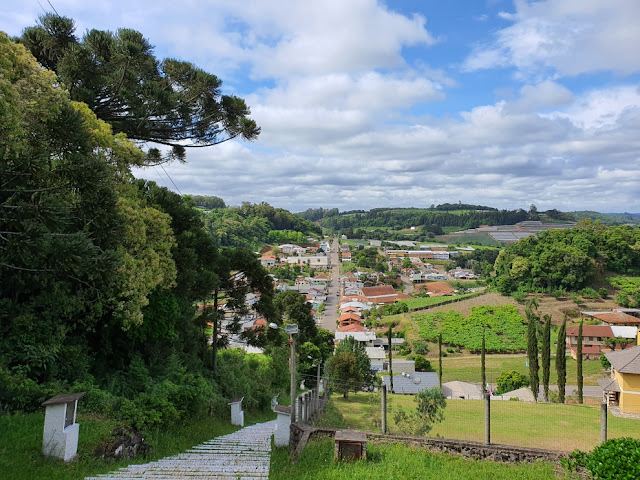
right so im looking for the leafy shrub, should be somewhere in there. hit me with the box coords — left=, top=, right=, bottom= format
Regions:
left=561, top=449, right=588, bottom=472
left=495, top=370, right=529, bottom=395
left=412, top=340, right=428, bottom=355
left=616, top=293, right=631, bottom=307
left=511, top=290, right=527, bottom=302
left=586, top=437, right=640, bottom=480
left=580, top=287, right=599, bottom=299
left=571, top=293, right=585, bottom=305
left=551, top=288, right=567, bottom=299
left=598, top=287, right=608, bottom=299
left=0, top=367, right=58, bottom=412
left=414, top=356, right=432, bottom=372
left=446, top=347, right=454, bottom=354
left=600, top=354, right=611, bottom=369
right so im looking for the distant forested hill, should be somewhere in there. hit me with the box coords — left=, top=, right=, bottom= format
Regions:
left=203, top=201, right=322, bottom=248
left=570, top=211, right=640, bottom=225
left=309, top=205, right=531, bottom=232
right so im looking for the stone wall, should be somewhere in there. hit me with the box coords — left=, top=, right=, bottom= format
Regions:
left=289, top=423, right=563, bottom=464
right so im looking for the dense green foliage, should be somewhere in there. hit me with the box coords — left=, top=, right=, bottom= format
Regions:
left=608, top=276, right=640, bottom=307
left=414, top=305, right=527, bottom=353
left=568, top=438, right=640, bottom=480
left=0, top=33, right=310, bottom=431
left=204, top=201, right=321, bottom=248
left=495, top=370, right=529, bottom=395
left=494, top=222, right=640, bottom=294
left=328, top=337, right=374, bottom=398
left=19, top=14, right=259, bottom=163
left=322, top=207, right=531, bottom=234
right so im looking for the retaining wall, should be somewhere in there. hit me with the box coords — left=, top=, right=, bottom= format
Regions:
left=289, top=423, right=563, bottom=464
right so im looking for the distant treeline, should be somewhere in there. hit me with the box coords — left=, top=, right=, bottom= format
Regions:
left=319, top=208, right=532, bottom=231
left=203, top=202, right=322, bottom=248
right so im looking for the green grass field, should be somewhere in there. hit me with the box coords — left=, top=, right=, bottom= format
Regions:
left=330, top=393, right=640, bottom=452
left=0, top=411, right=275, bottom=480
left=398, top=291, right=485, bottom=311
left=270, top=438, right=560, bottom=480
left=439, top=354, right=604, bottom=386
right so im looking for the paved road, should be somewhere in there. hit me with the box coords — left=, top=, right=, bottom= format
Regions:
left=86, top=421, right=276, bottom=480
left=319, top=237, right=340, bottom=332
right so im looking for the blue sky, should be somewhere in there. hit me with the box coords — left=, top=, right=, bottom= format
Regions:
left=3, top=0, right=640, bottom=213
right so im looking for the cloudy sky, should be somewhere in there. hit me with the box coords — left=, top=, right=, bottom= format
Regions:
left=3, top=1, right=640, bottom=213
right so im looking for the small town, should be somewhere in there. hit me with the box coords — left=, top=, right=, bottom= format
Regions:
left=2, top=3, right=640, bottom=480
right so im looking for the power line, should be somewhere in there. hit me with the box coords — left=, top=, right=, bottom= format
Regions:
left=160, top=163, right=182, bottom=195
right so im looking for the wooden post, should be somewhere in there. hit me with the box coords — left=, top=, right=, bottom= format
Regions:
left=484, top=393, right=491, bottom=445
left=381, top=384, right=387, bottom=434
left=601, top=402, right=608, bottom=443
left=297, top=393, right=303, bottom=422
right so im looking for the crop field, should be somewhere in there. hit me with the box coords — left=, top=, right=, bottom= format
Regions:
left=397, top=291, right=485, bottom=311
left=607, top=276, right=640, bottom=294
left=414, top=305, right=527, bottom=353
left=330, top=393, right=640, bottom=452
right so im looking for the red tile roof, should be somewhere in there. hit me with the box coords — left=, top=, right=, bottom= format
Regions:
left=337, top=324, right=368, bottom=333
left=338, top=312, right=362, bottom=323
left=566, top=325, right=613, bottom=338
left=589, top=312, right=640, bottom=325
left=360, top=285, right=397, bottom=297
left=414, top=281, right=455, bottom=296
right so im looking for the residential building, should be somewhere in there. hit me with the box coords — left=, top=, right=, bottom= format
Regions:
left=602, top=345, right=640, bottom=413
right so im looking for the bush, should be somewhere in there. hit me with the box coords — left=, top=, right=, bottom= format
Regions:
left=414, top=356, right=432, bottom=372
left=511, top=290, right=527, bottom=302
left=586, top=437, right=640, bottom=480
left=412, top=340, right=428, bottom=355
left=495, top=370, right=529, bottom=395
left=598, top=287, right=608, bottom=299
left=600, top=354, right=611, bottom=369
left=581, top=287, right=600, bottom=299
left=616, top=293, right=631, bottom=308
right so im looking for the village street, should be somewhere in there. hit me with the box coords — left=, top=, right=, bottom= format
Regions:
left=319, top=237, right=340, bottom=332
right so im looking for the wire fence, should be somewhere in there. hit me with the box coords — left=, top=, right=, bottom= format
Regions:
left=331, top=389, right=640, bottom=452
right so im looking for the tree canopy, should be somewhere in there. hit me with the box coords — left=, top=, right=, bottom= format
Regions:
left=19, top=13, right=260, bottom=163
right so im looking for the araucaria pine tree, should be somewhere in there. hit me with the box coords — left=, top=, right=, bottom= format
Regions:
left=541, top=314, right=551, bottom=402
left=577, top=320, right=584, bottom=404
left=481, top=329, right=486, bottom=394
left=556, top=316, right=567, bottom=404
left=526, top=303, right=539, bottom=402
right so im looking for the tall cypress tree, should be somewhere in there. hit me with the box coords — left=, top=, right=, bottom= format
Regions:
left=481, top=329, right=486, bottom=394
left=556, top=316, right=567, bottom=404
left=541, top=314, right=551, bottom=402
left=577, top=320, right=584, bottom=404
left=388, top=323, right=394, bottom=392
left=526, top=304, right=539, bottom=402
left=438, top=333, right=443, bottom=388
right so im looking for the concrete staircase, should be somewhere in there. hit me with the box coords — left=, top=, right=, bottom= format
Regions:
left=86, top=420, right=276, bottom=480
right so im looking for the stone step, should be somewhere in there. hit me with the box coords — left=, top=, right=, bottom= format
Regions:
left=85, top=421, right=275, bottom=480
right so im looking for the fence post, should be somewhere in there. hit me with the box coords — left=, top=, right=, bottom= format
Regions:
left=381, top=384, right=387, bottom=434
left=297, top=394, right=303, bottom=423
left=484, top=393, right=491, bottom=445
left=601, top=402, right=608, bottom=443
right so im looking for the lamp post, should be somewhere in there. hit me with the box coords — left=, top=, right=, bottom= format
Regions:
left=270, top=322, right=298, bottom=422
